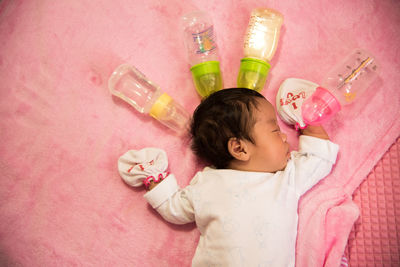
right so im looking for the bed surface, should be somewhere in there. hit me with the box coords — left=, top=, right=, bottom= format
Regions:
left=0, top=0, right=399, bottom=266
left=346, top=138, right=400, bottom=266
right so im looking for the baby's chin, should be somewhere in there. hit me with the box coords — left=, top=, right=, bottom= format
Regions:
left=278, top=162, right=288, bottom=172
left=263, top=156, right=290, bottom=173
left=277, top=157, right=290, bottom=172
left=267, top=152, right=291, bottom=173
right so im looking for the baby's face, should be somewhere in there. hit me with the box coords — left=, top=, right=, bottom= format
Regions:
left=248, top=98, right=290, bottom=173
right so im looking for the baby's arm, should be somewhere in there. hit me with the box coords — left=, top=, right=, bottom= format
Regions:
left=143, top=174, right=196, bottom=225
left=291, top=128, right=339, bottom=195
left=300, top=125, right=330, bottom=140
left=147, top=180, right=161, bottom=190
left=118, top=148, right=195, bottom=225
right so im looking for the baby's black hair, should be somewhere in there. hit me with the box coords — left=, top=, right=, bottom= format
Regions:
left=190, top=88, right=265, bottom=169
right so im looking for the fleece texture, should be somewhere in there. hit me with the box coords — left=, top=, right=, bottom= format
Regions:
left=0, top=0, right=399, bottom=266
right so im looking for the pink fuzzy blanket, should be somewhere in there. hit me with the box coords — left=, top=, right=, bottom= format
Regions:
left=0, top=0, right=399, bottom=266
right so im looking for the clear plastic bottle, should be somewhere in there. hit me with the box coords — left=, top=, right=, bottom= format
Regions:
left=301, top=49, right=379, bottom=125
left=181, top=10, right=223, bottom=98
left=108, top=64, right=190, bottom=135
left=237, top=8, right=283, bottom=91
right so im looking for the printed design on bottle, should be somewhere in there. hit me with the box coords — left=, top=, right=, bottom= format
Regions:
left=280, top=91, right=306, bottom=110
left=192, top=26, right=216, bottom=54
left=343, top=89, right=356, bottom=103
left=336, top=53, right=377, bottom=103
left=245, top=15, right=264, bottom=49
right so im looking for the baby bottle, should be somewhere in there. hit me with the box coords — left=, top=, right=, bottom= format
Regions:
left=108, top=64, right=190, bottom=135
left=237, top=8, right=284, bottom=92
left=181, top=10, right=223, bottom=98
left=301, top=49, right=379, bottom=125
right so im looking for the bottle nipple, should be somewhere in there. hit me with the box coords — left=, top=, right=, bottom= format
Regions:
left=149, top=93, right=190, bottom=135
left=149, top=93, right=173, bottom=120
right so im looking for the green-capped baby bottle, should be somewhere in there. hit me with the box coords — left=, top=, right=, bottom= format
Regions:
left=108, top=64, right=190, bottom=135
left=181, top=10, right=223, bottom=98
left=237, top=8, right=283, bottom=92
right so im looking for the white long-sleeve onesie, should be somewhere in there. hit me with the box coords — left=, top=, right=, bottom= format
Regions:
left=144, top=136, right=339, bottom=267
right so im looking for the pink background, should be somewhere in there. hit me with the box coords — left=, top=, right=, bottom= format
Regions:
left=0, top=0, right=399, bottom=266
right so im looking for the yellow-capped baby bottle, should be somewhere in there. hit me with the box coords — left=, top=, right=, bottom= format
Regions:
left=108, top=64, right=190, bottom=135
left=237, top=8, right=283, bottom=91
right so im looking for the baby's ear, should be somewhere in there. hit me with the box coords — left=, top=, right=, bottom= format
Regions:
left=227, top=137, right=250, bottom=161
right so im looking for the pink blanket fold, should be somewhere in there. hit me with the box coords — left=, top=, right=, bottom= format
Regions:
left=0, top=0, right=399, bottom=266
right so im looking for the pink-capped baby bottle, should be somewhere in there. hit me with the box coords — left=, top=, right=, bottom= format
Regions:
left=301, top=49, right=379, bottom=125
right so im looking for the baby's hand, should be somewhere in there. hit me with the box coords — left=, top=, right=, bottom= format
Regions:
left=118, top=148, right=169, bottom=189
left=301, top=125, right=330, bottom=140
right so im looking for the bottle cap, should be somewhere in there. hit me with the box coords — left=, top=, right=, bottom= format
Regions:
left=149, top=93, right=173, bottom=119
left=239, top=57, right=271, bottom=77
left=190, top=61, right=221, bottom=77
left=190, top=61, right=222, bottom=98
left=301, top=87, right=342, bottom=125
left=237, top=57, right=271, bottom=91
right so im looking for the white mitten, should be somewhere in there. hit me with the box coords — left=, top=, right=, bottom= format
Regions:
left=276, top=78, right=318, bottom=129
left=118, top=148, right=169, bottom=187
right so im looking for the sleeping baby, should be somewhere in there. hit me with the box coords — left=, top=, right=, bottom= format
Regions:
left=118, top=88, right=339, bottom=266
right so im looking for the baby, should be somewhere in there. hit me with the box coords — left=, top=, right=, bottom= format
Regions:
left=118, top=88, right=339, bottom=266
